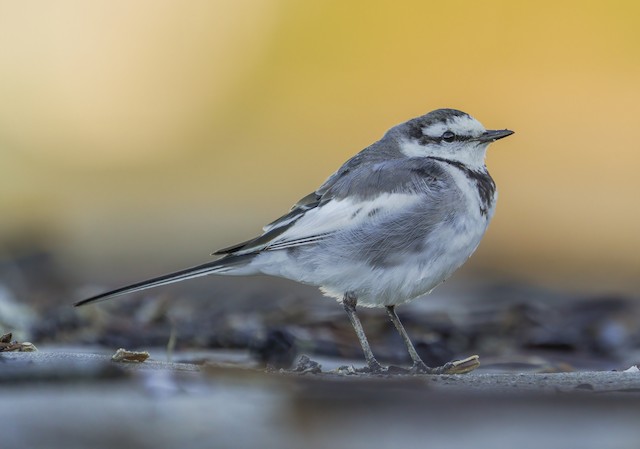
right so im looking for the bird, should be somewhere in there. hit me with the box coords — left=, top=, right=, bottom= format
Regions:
left=75, top=108, right=513, bottom=374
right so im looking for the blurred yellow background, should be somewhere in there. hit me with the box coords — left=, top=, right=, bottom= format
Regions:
left=1, top=0, right=639, bottom=294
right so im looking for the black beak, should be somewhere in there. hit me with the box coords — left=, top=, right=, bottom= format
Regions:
left=477, top=129, right=514, bottom=143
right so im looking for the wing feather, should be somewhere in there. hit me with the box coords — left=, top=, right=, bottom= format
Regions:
left=212, top=157, right=449, bottom=256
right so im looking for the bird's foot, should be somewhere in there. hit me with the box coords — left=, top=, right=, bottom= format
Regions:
left=352, top=360, right=390, bottom=374
left=338, top=363, right=414, bottom=375
left=410, top=355, right=480, bottom=375
left=341, top=356, right=481, bottom=375
left=408, top=361, right=434, bottom=374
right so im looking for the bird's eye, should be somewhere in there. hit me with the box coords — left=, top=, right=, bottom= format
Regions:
left=442, top=131, right=456, bottom=143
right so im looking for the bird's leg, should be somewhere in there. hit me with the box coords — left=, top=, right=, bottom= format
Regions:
left=343, top=292, right=386, bottom=373
left=386, top=305, right=477, bottom=374
left=385, top=305, right=433, bottom=373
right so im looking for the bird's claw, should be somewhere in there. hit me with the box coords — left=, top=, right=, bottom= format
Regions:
left=348, top=355, right=480, bottom=375
left=352, top=360, right=390, bottom=374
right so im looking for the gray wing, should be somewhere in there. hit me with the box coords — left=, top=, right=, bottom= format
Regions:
left=213, top=156, right=452, bottom=256
left=213, top=193, right=321, bottom=255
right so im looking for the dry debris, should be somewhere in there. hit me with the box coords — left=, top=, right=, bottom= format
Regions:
left=111, top=348, right=150, bottom=363
left=0, top=332, right=37, bottom=352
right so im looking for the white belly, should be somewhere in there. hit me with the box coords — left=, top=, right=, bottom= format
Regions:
left=322, top=209, right=491, bottom=307
left=254, top=201, right=494, bottom=308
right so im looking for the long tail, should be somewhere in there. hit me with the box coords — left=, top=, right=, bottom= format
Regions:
left=74, top=254, right=255, bottom=307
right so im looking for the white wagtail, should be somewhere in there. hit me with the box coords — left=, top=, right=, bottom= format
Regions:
left=76, top=108, right=513, bottom=374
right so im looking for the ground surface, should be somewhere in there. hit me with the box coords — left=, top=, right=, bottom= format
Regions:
left=2, top=349, right=639, bottom=449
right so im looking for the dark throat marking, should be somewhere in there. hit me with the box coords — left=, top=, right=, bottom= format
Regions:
left=427, top=157, right=496, bottom=216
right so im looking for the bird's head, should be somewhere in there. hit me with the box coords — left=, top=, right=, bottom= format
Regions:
left=391, top=108, right=513, bottom=169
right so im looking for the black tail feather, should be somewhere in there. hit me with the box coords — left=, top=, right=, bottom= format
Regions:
left=74, top=254, right=255, bottom=307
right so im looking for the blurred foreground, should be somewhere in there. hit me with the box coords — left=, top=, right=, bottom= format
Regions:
left=1, top=350, right=640, bottom=449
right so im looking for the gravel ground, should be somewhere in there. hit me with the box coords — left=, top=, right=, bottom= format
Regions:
left=1, top=349, right=639, bottom=449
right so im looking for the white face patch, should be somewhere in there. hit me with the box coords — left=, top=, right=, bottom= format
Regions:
left=399, top=113, right=492, bottom=169
left=421, top=115, right=486, bottom=139
left=399, top=137, right=490, bottom=169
